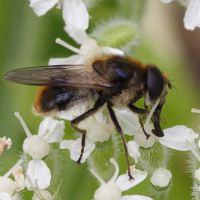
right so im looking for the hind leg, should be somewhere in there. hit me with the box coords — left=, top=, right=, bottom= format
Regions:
left=70, top=98, right=105, bottom=163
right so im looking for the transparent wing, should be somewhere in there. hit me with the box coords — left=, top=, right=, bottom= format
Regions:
left=4, top=65, right=114, bottom=89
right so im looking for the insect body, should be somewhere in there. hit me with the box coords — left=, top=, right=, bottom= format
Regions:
left=5, top=55, right=171, bottom=180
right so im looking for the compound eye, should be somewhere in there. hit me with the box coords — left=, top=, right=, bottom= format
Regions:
left=147, top=66, right=164, bottom=101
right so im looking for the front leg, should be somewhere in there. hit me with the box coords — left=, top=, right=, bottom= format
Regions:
left=70, top=98, right=105, bottom=163
left=151, top=101, right=165, bottom=137
left=128, top=104, right=150, bottom=139
left=107, top=103, right=134, bottom=180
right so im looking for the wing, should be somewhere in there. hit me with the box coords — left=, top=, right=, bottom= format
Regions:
left=4, top=65, right=115, bottom=90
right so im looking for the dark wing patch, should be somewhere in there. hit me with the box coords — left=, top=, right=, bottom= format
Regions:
left=4, top=65, right=115, bottom=89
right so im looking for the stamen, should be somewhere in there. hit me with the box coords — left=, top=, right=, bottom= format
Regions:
left=145, top=99, right=160, bottom=126
left=4, top=159, right=23, bottom=178
left=90, top=169, right=106, bottom=185
left=191, top=108, right=200, bottom=113
left=56, top=38, right=82, bottom=54
left=109, top=158, right=119, bottom=183
left=15, top=112, right=32, bottom=138
left=27, top=176, right=42, bottom=199
left=35, top=179, right=43, bottom=198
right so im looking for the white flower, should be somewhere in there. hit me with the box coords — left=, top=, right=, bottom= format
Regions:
left=62, top=0, right=89, bottom=43
left=15, top=112, right=50, bottom=159
left=124, top=101, right=199, bottom=163
left=60, top=138, right=95, bottom=163
left=90, top=158, right=151, bottom=200
left=29, top=0, right=89, bottom=43
left=26, top=160, right=51, bottom=190
left=0, top=137, right=12, bottom=155
left=161, top=0, right=200, bottom=30
left=49, top=37, right=124, bottom=65
left=0, top=159, right=23, bottom=196
left=158, top=125, right=198, bottom=151
left=38, top=117, right=65, bottom=143
left=14, top=112, right=53, bottom=190
left=59, top=114, right=112, bottom=163
left=15, top=112, right=65, bottom=159
left=150, top=167, right=172, bottom=187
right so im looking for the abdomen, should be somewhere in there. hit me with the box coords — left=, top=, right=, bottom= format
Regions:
left=33, top=86, right=96, bottom=116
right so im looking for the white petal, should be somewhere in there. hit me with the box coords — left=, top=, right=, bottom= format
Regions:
left=49, top=54, right=84, bottom=65
left=0, top=177, right=16, bottom=195
left=79, top=38, right=99, bottom=54
left=38, top=117, right=65, bottom=143
left=184, top=0, right=200, bottom=30
left=60, top=138, right=95, bottom=162
left=26, top=160, right=51, bottom=190
left=64, top=25, right=87, bottom=44
left=23, top=135, right=50, bottom=159
left=116, top=167, right=148, bottom=192
left=78, top=117, right=112, bottom=143
left=127, top=141, right=141, bottom=163
left=63, top=0, right=89, bottom=30
left=56, top=104, right=87, bottom=120
left=120, top=195, right=153, bottom=200
left=94, top=182, right=121, bottom=200
left=87, top=123, right=111, bottom=143
left=134, top=123, right=156, bottom=148
left=29, top=0, right=59, bottom=16
left=60, top=140, right=74, bottom=149
left=0, top=192, right=12, bottom=200
left=115, top=108, right=140, bottom=135
left=195, top=168, right=200, bottom=181
left=160, top=0, right=174, bottom=3
left=150, top=167, right=172, bottom=187
left=159, top=125, right=198, bottom=151
left=100, top=47, right=124, bottom=55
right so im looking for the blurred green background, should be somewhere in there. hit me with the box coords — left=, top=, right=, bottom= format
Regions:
left=1, top=0, right=200, bottom=199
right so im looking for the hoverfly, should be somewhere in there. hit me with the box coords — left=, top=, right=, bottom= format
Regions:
left=5, top=54, right=172, bottom=180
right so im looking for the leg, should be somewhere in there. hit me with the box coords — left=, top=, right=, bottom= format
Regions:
left=107, top=104, right=134, bottom=180
left=70, top=98, right=105, bottom=163
left=128, top=104, right=150, bottom=139
left=151, top=101, right=165, bottom=137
